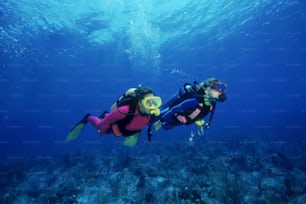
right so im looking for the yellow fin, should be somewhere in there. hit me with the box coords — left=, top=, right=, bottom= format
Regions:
left=66, top=123, right=86, bottom=142
left=197, top=125, right=204, bottom=136
left=123, top=132, right=141, bottom=147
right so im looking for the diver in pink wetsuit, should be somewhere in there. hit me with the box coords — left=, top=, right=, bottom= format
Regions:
left=87, top=104, right=152, bottom=137
left=66, top=86, right=162, bottom=147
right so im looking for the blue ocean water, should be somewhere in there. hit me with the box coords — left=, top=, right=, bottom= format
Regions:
left=1, top=0, right=306, bottom=203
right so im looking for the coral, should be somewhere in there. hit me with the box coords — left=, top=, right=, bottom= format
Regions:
left=1, top=138, right=305, bottom=203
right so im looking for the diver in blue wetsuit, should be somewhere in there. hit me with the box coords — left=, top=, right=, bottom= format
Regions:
left=149, top=78, right=227, bottom=137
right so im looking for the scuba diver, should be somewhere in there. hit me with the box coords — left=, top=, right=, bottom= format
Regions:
left=66, top=86, right=162, bottom=147
left=151, top=78, right=227, bottom=138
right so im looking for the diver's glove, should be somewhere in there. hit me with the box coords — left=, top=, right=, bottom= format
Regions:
left=195, top=119, right=205, bottom=136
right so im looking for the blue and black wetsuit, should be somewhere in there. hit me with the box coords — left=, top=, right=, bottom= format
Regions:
left=149, top=82, right=215, bottom=132
left=157, top=97, right=214, bottom=130
left=147, top=81, right=225, bottom=138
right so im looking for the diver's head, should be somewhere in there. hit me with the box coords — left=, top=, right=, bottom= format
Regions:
left=200, top=78, right=227, bottom=102
left=136, top=87, right=162, bottom=116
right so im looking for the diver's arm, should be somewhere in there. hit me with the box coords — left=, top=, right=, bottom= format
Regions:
left=161, top=98, right=198, bottom=122
left=101, top=105, right=129, bottom=129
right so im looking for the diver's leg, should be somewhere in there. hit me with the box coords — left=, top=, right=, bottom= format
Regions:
left=87, top=115, right=103, bottom=129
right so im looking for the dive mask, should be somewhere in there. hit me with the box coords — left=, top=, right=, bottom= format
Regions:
left=141, top=96, right=162, bottom=116
left=211, top=81, right=227, bottom=93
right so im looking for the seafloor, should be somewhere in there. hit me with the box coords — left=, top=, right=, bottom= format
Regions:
left=1, top=135, right=306, bottom=204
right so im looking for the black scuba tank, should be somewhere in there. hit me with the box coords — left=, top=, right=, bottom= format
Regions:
left=162, top=82, right=201, bottom=109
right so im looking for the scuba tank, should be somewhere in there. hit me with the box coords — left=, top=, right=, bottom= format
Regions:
left=162, top=81, right=203, bottom=109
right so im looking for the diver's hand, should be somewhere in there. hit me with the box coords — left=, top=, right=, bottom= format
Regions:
left=154, top=120, right=162, bottom=131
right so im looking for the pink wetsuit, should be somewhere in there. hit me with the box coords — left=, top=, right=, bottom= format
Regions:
left=87, top=105, right=150, bottom=136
